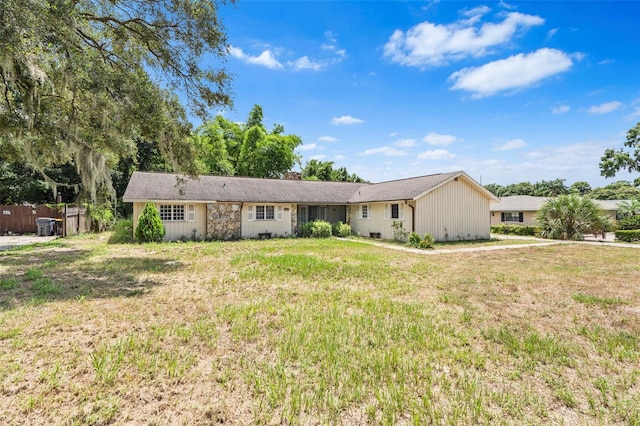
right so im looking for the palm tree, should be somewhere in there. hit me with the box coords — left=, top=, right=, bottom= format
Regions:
left=536, top=194, right=612, bottom=240
left=616, top=199, right=640, bottom=219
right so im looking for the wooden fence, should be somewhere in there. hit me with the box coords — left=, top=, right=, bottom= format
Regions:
left=0, top=205, right=89, bottom=236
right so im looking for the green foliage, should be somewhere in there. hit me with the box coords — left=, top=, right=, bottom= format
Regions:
left=109, top=219, right=135, bottom=244
left=298, top=222, right=313, bottom=238
left=86, top=203, right=115, bottom=232
left=310, top=221, right=332, bottom=238
left=615, top=230, right=640, bottom=243
left=588, top=181, right=640, bottom=200
left=536, top=194, right=612, bottom=240
left=407, top=232, right=434, bottom=249
left=135, top=203, right=165, bottom=243
left=195, top=105, right=302, bottom=179
left=616, top=199, right=640, bottom=219
left=391, top=220, right=409, bottom=242
left=491, top=225, right=540, bottom=236
left=0, top=0, right=233, bottom=204
left=301, top=159, right=366, bottom=183
left=408, top=232, right=422, bottom=247
left=617, top=215, right=640, bottom=230
left=484, top=179, right=568, bottom=197
left=337, top=223, right=352, bottom=237
left=600, top=122, right=640, bottom=186
left=298, top=220, right=333, bottom=238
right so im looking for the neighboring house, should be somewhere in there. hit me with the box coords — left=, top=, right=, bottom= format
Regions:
left=490, top=195, right=626, bottom=226
left=123, top=170, right=498, bottom=241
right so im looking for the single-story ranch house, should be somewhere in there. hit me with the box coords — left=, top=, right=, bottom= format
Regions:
left=123, top=170, right=498, bottom=241
left=490, top=195, right=625, bottom=226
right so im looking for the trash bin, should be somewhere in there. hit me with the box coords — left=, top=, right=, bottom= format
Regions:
left=54, top=219, right=63, bottom=236
left=36, top=217, right=55, bottom=236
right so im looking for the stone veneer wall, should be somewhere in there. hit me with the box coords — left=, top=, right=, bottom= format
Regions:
left=207, top=203, right=241, bottom=240
left=290, top=205, right=297, bottom=235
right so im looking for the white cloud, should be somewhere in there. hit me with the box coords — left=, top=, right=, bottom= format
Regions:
left=334, top=154, right=346, bottom=161
left=288, top=56, right=325, bottom=71
left=494, top=138, right=526, bottom=151
left=331, top=115, right=365, bottom=125
left=229, top=46, right=283, bottom=69
left=449, top=48, right=573, bottom=97
left=394, top=138, right=417, bottom=147
left=309, top=154, right=326, bottom=160
left=546, top=28, right=558, bottom=40
left=552, top=105, right=570, bottom=114
left=628, top=106, right=640, bottom=119
left=587, top=101, right=622, bottom=115
left=422, top=132, right=459, bottom=146
left=298, top=143, right=318, bottom=151
left=417, top=149, right=455, bottom=160
left=598, top=59, right=614, bottom=65
left=357, top=146, right=408, bottom=157
left=383, top=11, right=544, bottom=67
left=318, top=136, right=339, bottom=142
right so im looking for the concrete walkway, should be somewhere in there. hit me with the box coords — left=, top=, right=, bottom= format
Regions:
left=341, top=234, right=640, bottom=255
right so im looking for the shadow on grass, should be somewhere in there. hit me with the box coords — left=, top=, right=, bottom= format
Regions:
left=0, top=246, right=182, bottom=311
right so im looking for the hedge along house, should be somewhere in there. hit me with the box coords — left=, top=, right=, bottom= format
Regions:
left=123, top=170, right=497, bottom=241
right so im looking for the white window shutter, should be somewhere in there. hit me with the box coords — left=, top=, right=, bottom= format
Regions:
left=384, top=204, right=389, bottom=220
left=247, top=205, right=254, bottom=221
left=399, top=203, right=405, bottom=220
left=277, top=206, right=283, bottom=221
left=357, top=205, right=362, bottom=220
left=187, top=204, right=195, bottom=222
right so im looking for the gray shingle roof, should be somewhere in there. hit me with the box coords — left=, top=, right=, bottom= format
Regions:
left=123, top=170, right=495, bottom=204
left=491, top=195, right=626, bottom=212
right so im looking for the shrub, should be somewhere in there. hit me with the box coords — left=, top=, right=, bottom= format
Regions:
left=615, top=230, right=640, bottom=242
left=408, top=232, right=421, bottom=247
left=407, top=232, right=434, bottom=249
left=298, top=221, right=314, bottom=238
left=109, top=219, right=134, bottom=244
left=331, top=221, right=342, bottom=236
left=311, top=220, right=332, bottom=238
left=337, top=223, right=352, bottom=237
left=135, top=203, right=165, bottom=243
left=491, top=225, right=540, bottom=236
left=419, top=233, right=435, bottom=249
left=617, top=215, right=640, bottom=230
left=391, top=220, right=409, bottom=242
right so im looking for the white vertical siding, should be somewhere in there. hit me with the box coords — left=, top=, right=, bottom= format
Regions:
left=350, top=203, right=413, bottom=239
left=242, top=203, right=293, bottom=238
left=130, top=202, right=206, bottom=241
left=414, top=177, right=491, bottom=241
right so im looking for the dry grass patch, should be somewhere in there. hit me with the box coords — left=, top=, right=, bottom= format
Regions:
left=0, top=236, right=638, bottom=424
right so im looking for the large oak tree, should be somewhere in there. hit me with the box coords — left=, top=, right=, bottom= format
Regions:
left=0, top=0, right=233, bottom=203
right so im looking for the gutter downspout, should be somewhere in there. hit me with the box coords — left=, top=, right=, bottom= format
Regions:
left=404, top=200, right=415, bottom=232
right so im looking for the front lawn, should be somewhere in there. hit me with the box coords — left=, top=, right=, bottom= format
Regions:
left=0, top=235, right=638, bottom=424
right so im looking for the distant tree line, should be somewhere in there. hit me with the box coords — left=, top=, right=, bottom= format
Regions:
left=484, top=178, right=640, bottom=200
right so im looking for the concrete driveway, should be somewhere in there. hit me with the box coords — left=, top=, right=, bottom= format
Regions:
left=0, top=235, right=58, bottom=251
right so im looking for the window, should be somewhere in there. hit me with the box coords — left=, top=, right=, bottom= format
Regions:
left=254, top=205, right=276, bottom=220
left=391, top=204, right=399, bottom=219
left=361, top=204, right=369, bottom=219
left=159, top=204, right=185, bottom=221
left=502, top=212, right=523, bottom=222
left=384, top=203, right=404, bottom=220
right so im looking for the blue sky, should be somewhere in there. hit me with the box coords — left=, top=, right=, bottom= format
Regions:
left=211, top=0, right=640, bottom=187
